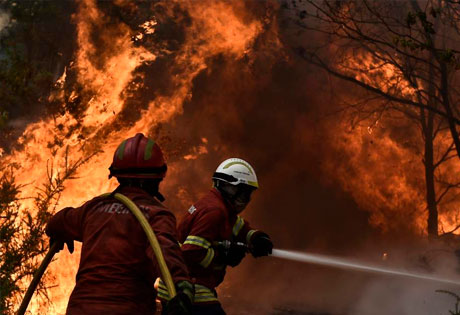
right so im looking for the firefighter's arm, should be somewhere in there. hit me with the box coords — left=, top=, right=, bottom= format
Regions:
left=181, top=208, right=225, bottom=269
left=233, top=216, right=257, bottom=244
left=45, top=206, right=85, bottom=253
left=235, top=217, right=273, bottom=257
left=147, top=209, right=190, bottom=283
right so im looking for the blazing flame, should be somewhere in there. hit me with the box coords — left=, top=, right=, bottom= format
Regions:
left=320, top=94, right=460, bottom=237
left=321, top=122, right=426, bottom=234
left=3, top=0, right=266, bottom=312
left=6, top=0, right=460, bottom=313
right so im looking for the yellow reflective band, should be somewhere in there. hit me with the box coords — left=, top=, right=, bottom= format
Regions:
left=193, top=284, right=218, bottom=303
left=183, top=235, right=211, bottom=249
left=157, top=279, right=171, bottom=300
left=195, top=284, right=212, bottom=292
left=247, top=180, right=259, bottom=188
left=223, top=161, right=254, bottom=175
left=194, top=295, right=218, bottom=303
left=177, top=280, right=194, bottom=302
left=158, top=282, right=218, bottom=303
left=246, top=229, right=258, bottom=244
left=199, top=248, right=215, bottom=268
left=213, top=264, right=226, bottom=271
left=232, top=216, right=245, bottom=236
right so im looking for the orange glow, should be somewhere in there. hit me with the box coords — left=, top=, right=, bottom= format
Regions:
left=7, top=0, right=460, bottom=313
left=2, top=0, right=265, bottom=313
left=322, top=123, right=426, bottom=233
left=184, top=138, right=209, bottom=160
left=340, top=50, right=417, bottom=98
left=317, top=46, right=460, bottom=236
left=321, top=107, right=460, bottom=236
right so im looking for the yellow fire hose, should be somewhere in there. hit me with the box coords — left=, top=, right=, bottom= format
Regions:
left=17, top=193, right=176, bottom=315
left=111, top=193, right=177, bottom=297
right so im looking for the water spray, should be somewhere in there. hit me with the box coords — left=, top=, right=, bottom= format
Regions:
left=271, top=249, right=460, bottom=286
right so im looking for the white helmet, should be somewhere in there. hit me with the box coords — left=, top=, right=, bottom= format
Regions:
left=212, top=158, right=258, bottom=189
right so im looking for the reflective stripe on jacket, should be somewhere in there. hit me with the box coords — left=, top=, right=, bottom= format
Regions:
left=46, top=186, right=190, bottom=315
left=173, top=188, right=262, bottom=304
left=158, top=282, right=218, bottom=303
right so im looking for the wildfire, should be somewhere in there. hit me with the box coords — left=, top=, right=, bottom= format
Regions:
left=320, top=122, right=426, bottom=234
left=339, top=50, right=418, bottom=99
left=6, top=0, right=460, bottom=313
left=1, top=0, right=268, bottom=313
left=320, top=94, right=460, bottom=236
left=314, top=42, right=460, bottom=237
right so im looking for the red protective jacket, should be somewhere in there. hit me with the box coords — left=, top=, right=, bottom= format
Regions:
left=174, top=188, right=263, bottom=304
left=46, top=186, right=190, bottom=315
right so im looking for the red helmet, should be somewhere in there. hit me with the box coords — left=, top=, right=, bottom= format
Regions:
left=109, top=133, right=167, bottom=179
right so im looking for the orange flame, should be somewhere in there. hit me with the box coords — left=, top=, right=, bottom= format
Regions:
left=320, top=108, right=460, bottom=236
left=3, top=0, right=267, bottom=312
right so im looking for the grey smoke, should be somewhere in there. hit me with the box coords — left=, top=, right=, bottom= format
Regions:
left=0, top=10, right=10, bottom=34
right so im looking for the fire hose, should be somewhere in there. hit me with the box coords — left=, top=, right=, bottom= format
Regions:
left=17, top=193, right=176, bottom=315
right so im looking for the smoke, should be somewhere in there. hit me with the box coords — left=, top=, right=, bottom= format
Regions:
left=5, top=0, right=460, bottom=314
left=220, top=243, right=460, bottom=314
left=353, top=279, right=457, bottom=315
left=0, top=10, right=10, bottom=34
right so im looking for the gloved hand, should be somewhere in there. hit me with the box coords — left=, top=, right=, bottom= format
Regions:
left=50, top=237, right=74, bottom=254
left=216, top=240, right=247, bottom=267
left=163, top=281, right=193, bottom=315
left=250, top=232, right=273, bottom=257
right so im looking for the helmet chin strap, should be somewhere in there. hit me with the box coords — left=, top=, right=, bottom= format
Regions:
left=215, top=180, right=243, bottom=212
left=139, top=180, right=165, bottom=202
left=154, top=192, right=165, bottom=202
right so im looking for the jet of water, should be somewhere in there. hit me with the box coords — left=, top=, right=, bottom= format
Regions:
left=271, top=249, right=460, bottom=286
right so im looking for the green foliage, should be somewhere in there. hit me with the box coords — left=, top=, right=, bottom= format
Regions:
left=401, top=8, right=460, bottom=69
left=0, top=0, right=75, bottom=131
left=0, top=172, right=47, bottom=313
left=0, top=150, right=92, bottom=314
left=406, top=12, right=417, bottom=27
left=0, top=111, right=8, bottom=129
left=393, top=36, right=429, bottom=51
left=406, top=11, right=435, bottom=34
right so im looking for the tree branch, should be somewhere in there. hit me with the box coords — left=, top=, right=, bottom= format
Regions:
left=297, top=48, right=460, bottom=125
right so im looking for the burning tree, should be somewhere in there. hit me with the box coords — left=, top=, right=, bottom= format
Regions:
left=0, top=2, right=92, bottom=312
left=0, top=0, right=279, bottom=312
left=0, top=0, right=76, bottom=146
left=0, top=152, right=90, bottom=314
left=287, top=0, right=460, bottom=237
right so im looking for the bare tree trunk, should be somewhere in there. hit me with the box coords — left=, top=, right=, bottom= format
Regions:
left=422, top=108, right=438, bottom=237
left=418, top=45, right=439, bottom=237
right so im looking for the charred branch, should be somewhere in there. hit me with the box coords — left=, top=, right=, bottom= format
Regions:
left=297, top=48, right=460, bottom=125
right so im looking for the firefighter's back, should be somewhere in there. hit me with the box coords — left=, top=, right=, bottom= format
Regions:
left=66, top=189, right=161, bottom=315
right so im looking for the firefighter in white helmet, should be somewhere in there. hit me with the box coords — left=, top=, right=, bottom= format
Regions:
left=158, top=158, right=273, bottom=314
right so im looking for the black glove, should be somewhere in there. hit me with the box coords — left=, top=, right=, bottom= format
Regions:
left=250, top=232, right=273, bottom=257
left=163, top=281, right=193, bottom=315
left=215, top=240, right=247, bottom=267
left=50, top=237, right=74, bottom=254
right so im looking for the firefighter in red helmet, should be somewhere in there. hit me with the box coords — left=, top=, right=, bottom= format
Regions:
left=46, top=133, right=193, bottom=315
left=158, top=158, right=273, bottom=315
